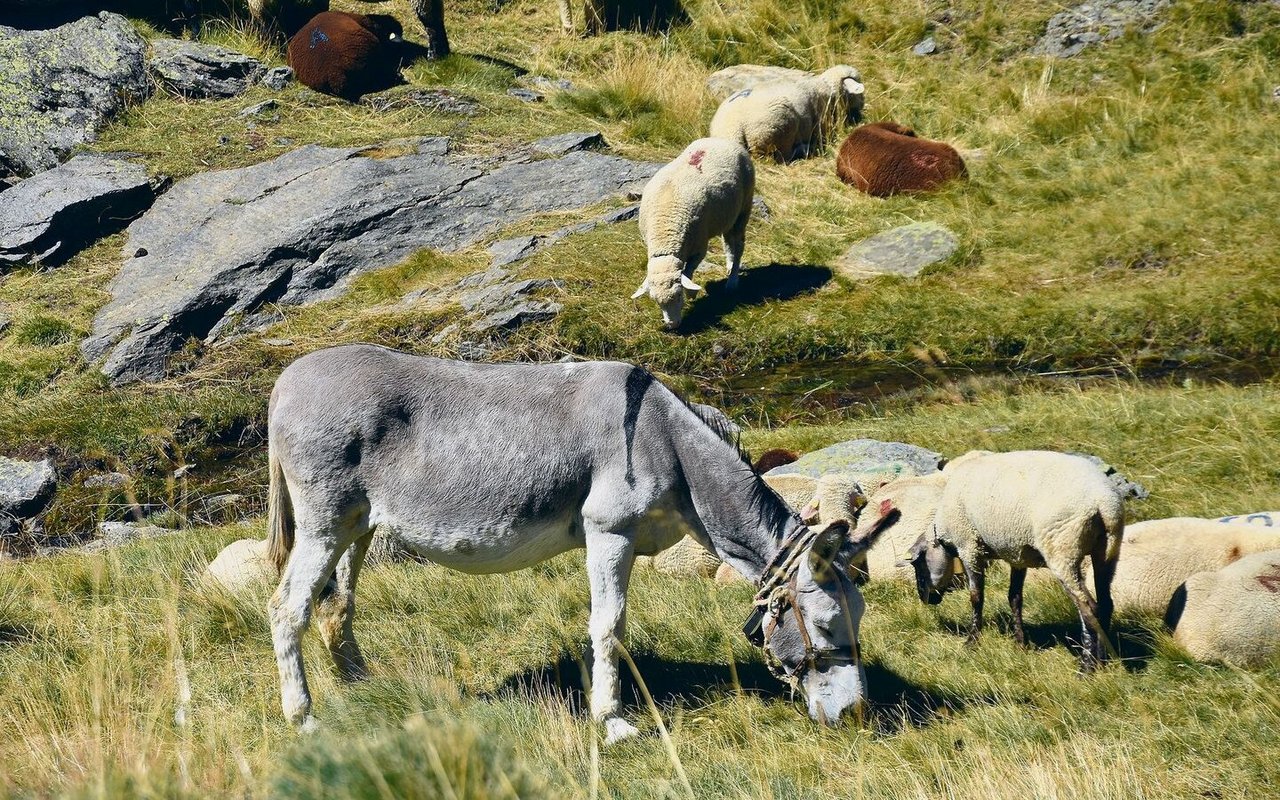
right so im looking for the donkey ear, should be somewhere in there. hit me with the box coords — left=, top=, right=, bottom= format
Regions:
left=631, top=279, right=649, bottom=299
left=809, top=521, right=848, bottom=582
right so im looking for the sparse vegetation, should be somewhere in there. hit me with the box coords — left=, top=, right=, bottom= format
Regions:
left=0, top=0, right=1278, bottom=796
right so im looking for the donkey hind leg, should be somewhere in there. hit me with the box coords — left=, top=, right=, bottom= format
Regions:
left=1090, top=538, right=1119, bottom=665
left=269, top=512, right=364, bottom=729
left=1008, top=567, right=1027, bottom=647
left=583, top=524, right=638, bottom=744
left=315, top=529, right=374, bottom=682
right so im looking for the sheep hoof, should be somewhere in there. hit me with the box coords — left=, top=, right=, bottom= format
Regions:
left=603, top=717, right=641, bottom=745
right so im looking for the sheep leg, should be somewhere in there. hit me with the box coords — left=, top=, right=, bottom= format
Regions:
left=557, top=0, right=574, bottom=33
left=1056, top=565, right=1117, bottom=672
left=583, top=523, right=639, bottom=744
left=964, top=559, right=986, bottom=646
left=1008, top=567, right=1027, bottom=647
left=722, top=219, right=747, bottom=291
left=1090, top=540, right=1118, bottom=664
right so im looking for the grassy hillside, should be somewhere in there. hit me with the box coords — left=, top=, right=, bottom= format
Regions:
left=0, top=0, right=1278, bottom=796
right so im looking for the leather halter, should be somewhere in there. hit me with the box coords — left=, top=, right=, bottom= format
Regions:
left=741, top=524, right=860, bottom=692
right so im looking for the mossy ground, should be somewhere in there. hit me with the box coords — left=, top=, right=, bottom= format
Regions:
left=0, top=0, right=1278, bottom=796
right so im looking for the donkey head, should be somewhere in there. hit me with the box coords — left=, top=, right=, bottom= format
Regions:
left=747, top=502, right=898, bottom=725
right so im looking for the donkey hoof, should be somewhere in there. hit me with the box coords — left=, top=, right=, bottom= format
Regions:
left=603, top=717, right=640, bottom=745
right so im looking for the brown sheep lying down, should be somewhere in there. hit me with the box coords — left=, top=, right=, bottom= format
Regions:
left=835, top=122, right=966, bottom=197
left=288, top=11, right=405, bottom=101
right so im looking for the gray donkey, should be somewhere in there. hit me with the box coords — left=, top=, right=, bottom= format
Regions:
left=266, top=344, right=895, bottom=742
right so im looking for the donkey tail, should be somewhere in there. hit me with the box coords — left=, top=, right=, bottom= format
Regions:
left=266, top=442, right=295, bottom=574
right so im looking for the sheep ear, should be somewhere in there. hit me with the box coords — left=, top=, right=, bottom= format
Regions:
left=630, top=279, right=649, bottom=299
left=799, top=499, right=820, bottom=525
left=846, top=499, right=900, bottom=556
left=843, top=78, right=865, bottom=96
left=680, top=274, right=703, bottom=292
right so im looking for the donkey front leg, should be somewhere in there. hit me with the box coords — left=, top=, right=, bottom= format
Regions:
left=584, top=526, right=638, bottom=744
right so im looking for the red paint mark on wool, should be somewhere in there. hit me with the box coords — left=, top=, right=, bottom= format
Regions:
left=1258, top=564, right=1280, bottom=593
left=687, top=149, right=705, bottom=171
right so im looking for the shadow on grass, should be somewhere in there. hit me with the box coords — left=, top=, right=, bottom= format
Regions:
left=678, top=263, right=833, bottom=334
left=494, top=651, right=975, bottom=732
left=941, top=616, right=1159, bottom=671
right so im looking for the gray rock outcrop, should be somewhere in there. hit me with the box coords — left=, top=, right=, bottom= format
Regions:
left=0, top=154, right=156, bottom=268
left=834, top=222, right=959, bottom=280
left=1034, top=0, right=1171, bottom=58
left=82, top=136, right=659, bottom=384
left=148, top=39, right=264, bottom=98
left=768, top=439, right=945, bottom=481
left=705, top=64, right=812, bottom=100
left=0, top=456, right=56, bottom=536
left=0, top=12, right=150, bottom=178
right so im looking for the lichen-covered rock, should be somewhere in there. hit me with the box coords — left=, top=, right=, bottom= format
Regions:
left=0, top=154, right=156, bottom=268
left=148, top=39, right=265, bottom=98
left=1033, top=0, right=1171, bottom=58
left=834, top=223, right=959, bottom=280
left=0, top=456, right=56, bottom=533
left=768, top=438, right=944, bottom=480
left=1168, top=549, right=1280, bottom=668
left=705, top=64, right=812, bottom=100
left=0, top=12, right=150, bottom=178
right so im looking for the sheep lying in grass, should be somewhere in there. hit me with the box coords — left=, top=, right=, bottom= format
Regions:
left=1166, top=549, right=1280, bottom=667
left=288, top=11, right=405, bottom=100
left=892, top=450, right=1125, bottom=670
left=753, top=448, right=799, bottom=473
left=835, top=121, right=967, bottom=197
left=633, top=137, right=754, bottom=329
left=1099, top=517, right=1280, bottom=614
left=708, top=66, right=865, bottom=162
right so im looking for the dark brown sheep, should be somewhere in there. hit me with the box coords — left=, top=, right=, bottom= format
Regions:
left=835, top=121, right=967, bottom=197
left=287, top=11, right=405, bottom=101
left=752, top=448, right=800, bottom=474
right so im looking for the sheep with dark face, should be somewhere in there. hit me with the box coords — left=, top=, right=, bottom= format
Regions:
left=836, top=121, right=967, bottom=197
left=884, top=450, right=1125, bottom=670
left=249, top=0, right=329, bottom=39
left=287, top=11, right=405, bottom=101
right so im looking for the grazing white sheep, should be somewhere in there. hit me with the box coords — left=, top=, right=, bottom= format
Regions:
left=633, top=137, right=755, bottom=328
left=1099, top=517, right=1280, bottom=614
left=708, top=66, right=866, bottom=162
left=826, top=473, right=951, bottom=582
left=1167, top=549, right=1280, bottom=667
left=893, top=450, right=1125, bottom=670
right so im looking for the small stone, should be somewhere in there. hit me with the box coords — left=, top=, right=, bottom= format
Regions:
left=363, top=87, right=479, bottom=115
left=531, top=131, right=607, bottom=156
left=260, top=65, right=294, bottom=91
left=913, top=36, right=937, bottom=56
left=429, top=322, right=459, bottom=344
left=172, top=464, right=195, bottom=479
left=835, top=222, right=959, bottom=280
left=0, top=313, right=10, bottom=335
left=528, top=76, right=573, bottom=91
left=262, top=338, right=294, bottom=347
left=597, top=204, right=640, bottom=224
left=239, top=99, right=278, bottom=117
left=0, top=456, right=57, bottom=529
left=84, top=472, right=130, bottom=489
left=508, top=88, right=544, bottom=103
left=468, top=301, right=562, bottom=333
left=148, top=39, right=264, bottom=99
left=751, top=197, right=771, bottom=221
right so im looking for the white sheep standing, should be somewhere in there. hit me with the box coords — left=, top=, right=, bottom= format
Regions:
left=1097, top=517, right=1280, bottom=614
left=892, top=450, right=1125, bottom=670
left=1167, top=549, right=1280, bottom=667
left=633, top=137, right=755, bottom=328
left=708, top=66, right=866, bottom=162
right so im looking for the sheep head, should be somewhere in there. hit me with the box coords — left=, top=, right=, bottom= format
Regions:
left=820, top=65, right=866, bottom=124
left=900, top=534, right=962, bottom=605
left=633, top=255, right=701, bottom=329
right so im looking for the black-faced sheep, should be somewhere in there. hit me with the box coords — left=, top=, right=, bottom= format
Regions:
left=891, top=450, right=1124, bottom=670
left=709, top=66, right=865, bottom=162
left=634, top=137, right=754, bottom=329
left=835, top=121, right=967, bottom=197
left=287, top=11, right=405, bottom=101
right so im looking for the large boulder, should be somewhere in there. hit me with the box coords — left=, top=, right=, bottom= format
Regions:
left=0, top=12, right=150, bottom=178
left=834, top=222, right=960, bottom=280
left=0, top=154, right=156, bottom=268
left=705, top=64, right=812, bottom=100
left=0, top=456, right=56, bottom=535
left=767, top=438, right=945, bottom=482
left=1033, top=0, right=1171, bottom=58
left=148, top=39, right=265, bottom=99
left=81, top=136, right=659, bottom=384
left=1168, top=549, right=1280, bottom=668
